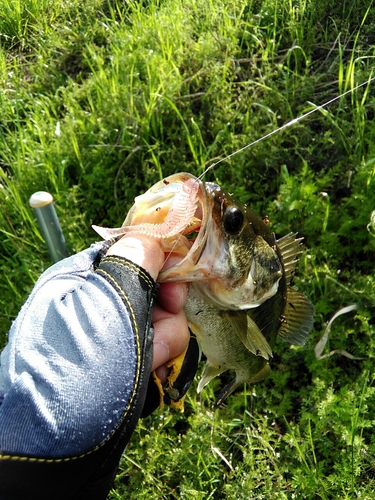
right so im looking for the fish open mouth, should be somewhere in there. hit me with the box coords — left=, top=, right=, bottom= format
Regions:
left=121, top=172, right=213, bottom=280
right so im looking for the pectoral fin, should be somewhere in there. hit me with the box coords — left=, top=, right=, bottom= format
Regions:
left=278, top=289, right=315, bottom=345
left=224, top=311, right=273, bottom=359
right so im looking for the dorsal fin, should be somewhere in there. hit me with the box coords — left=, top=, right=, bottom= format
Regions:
left=277, top=232, right=304, bottom=285
left=278, top=289, right=315, bottom=345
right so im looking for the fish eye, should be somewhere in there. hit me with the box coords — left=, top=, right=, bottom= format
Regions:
left=224, top=206, right=244, bottom=235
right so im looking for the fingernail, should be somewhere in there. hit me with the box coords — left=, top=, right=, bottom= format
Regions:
left=152, top=341, right=170, bottom=370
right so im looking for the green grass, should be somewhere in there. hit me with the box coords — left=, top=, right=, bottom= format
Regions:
left=1, top=0, right=375, bottom=498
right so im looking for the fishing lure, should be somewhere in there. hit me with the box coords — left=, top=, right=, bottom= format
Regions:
left=92, top=177, right=201, bottom=241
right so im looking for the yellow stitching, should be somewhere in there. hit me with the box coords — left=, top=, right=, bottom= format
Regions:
left=0, top=454, right=84, bottom=463
left=108, top=257, right=154, bottom=288
left=101, top=256, right=154, bottom=289
left=1, top=266, right=144, bottom=465
left=94, top=267, right=142, bottom=421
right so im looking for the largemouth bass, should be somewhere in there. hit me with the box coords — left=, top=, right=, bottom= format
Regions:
left=93, top=173, right=315, bottom=408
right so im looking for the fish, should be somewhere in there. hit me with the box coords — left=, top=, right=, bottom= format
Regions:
left=93, top=172, right=315, bottom=408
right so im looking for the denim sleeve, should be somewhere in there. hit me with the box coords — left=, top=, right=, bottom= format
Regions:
left=0, top=242, right=158, bottom=500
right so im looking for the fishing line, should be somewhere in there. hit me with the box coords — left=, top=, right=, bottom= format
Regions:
left=199, top=74, right=375, bottom=179
left=161, top=74, right=375, bottom=268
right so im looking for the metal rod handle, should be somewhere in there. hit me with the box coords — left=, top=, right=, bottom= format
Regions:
left=29, top=191, right=70, bottom=263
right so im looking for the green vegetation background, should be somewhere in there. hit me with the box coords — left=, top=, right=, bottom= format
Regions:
left=1, top=0, right=375, bottom=498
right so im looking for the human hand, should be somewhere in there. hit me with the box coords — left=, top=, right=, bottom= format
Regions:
left=106, top=235, right=190, bottom=383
